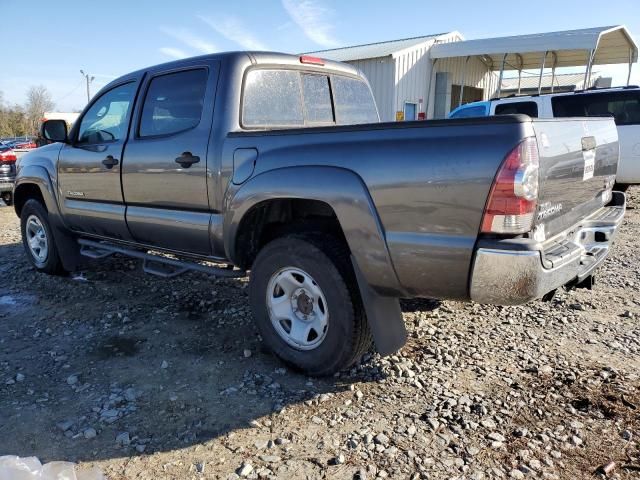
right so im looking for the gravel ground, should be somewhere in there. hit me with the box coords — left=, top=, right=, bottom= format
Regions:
left=1, top=189, right=639, bottom=480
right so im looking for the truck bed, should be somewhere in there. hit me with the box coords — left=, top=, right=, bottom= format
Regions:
left=225, top=114, right=619, bottom=300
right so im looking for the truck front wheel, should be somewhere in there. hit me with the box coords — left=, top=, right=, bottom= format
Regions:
left=20, top=199, right=66, bottom=275
left=249, top=234, right=371, bottom=376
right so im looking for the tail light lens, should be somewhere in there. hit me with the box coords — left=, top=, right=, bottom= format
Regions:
left=481, top=137, right=539, bottom=234
left=0, top=150, right=17, bottom=164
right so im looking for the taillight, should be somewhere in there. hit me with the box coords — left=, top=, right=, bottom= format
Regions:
left=481, top=137, right=539, bottom=234
left=0, top=150, right=17, bottom=163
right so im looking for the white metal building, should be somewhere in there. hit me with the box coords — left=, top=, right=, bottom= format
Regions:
left=309, top=32, right=498, bottom=121
left=309, top=26, right=638, bottom=121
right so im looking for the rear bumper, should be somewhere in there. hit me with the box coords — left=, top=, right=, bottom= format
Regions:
left=470, top=191, right=626, bottom=305
left=0, top=179, right=14, bottom=193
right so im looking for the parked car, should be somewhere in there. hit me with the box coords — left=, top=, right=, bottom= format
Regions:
left=4, top=138, right=35, bottom=149
left=14, top=52, right=625, bottom=375
left=449, top=86, right=640, bottom=190
left=12, top=140, right=37, bottom=149
left=0, top=145, right=17, bottom=205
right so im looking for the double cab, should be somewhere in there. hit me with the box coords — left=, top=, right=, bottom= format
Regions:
left=14, top=52, right=625, bottom=375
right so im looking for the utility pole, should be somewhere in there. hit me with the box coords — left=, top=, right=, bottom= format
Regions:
left=80, top=70, right=95, bottom=103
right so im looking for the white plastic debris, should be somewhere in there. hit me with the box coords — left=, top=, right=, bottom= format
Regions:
left=0, top=456, right=104, bottom=480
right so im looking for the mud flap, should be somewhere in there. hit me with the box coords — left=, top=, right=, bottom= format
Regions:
left=351, top=256, right=407, bottom=356
left=49, top=215, right=84, bottom=272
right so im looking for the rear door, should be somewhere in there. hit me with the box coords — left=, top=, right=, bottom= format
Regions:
left=57, top=80, right=139, bottom=238
left=122, top=61, right=219, bottom=255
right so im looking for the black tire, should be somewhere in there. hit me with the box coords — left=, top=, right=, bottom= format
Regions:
left=1, top=192, right=12, bottom=206
left=249, top=234, right=372, bottom=376
left=20, top=199, right=66, bottom=275
left=614, top=183, right=630, bottom=193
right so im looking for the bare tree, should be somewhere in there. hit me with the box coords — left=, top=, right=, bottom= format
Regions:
left=24, top=85, right=55, bottom=135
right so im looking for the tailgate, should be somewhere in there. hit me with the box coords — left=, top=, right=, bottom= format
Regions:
left=531, top=117, right=618, bottom=238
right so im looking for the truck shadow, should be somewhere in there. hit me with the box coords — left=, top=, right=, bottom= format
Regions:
left=0, top=239, right=389, bottom=464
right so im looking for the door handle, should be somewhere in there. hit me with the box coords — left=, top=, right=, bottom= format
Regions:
left=175, top=152, right=200, bottom=168
left=102, top=155, right=119, bottom=169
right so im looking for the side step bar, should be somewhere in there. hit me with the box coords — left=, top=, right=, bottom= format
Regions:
left=78, top=238, right=246, bottom=279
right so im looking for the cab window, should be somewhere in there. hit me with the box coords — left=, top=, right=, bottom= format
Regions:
left=450, top=105, right=487, bottom=119
left=243, top=70, right=304, bottom=127
left=302, top=74, right=333, bottom=124
left=242, top=69, right=379, bottom=128
left=139, top=69, right=208, bottom=137
left=76, top=82, right=135, bottom=144
left=494, top=101, right=538, bottom=117
left=552, top=91, right=640, bottom=126
left=331, top=75, right=379, bottom=125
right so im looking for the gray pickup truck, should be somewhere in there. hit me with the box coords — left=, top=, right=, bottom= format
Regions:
left=15, top=52, right=625, bottom=375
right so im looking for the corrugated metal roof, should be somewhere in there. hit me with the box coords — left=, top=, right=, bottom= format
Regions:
left=306, top=33, right=451, bottom=62
left=431, top=25, right=638, bottom=69
left=501, top=72, right=599, bottom=90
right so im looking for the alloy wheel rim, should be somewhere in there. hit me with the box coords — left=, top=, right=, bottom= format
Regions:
left=266, top=267, right=329, bottom=350
left=25, top=215, right=48, bottom=263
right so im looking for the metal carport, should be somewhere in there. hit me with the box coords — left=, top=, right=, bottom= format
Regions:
left=430, top=25, right=638, bottom=102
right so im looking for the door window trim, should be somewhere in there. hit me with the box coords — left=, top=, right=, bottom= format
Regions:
left=135, top=66, right=210, bottom=140
left=71, top=80, right=137, bottom=146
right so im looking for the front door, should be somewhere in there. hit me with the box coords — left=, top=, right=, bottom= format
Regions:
left=122, top=62, right=219, bottom=255
left=57, top=81, right=138, bottom=239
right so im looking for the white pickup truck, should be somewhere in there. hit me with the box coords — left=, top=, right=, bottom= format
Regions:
left=450, top=86, right=640, bottom=189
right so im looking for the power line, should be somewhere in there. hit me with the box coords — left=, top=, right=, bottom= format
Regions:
left=52, top=78, right=85, bottom=105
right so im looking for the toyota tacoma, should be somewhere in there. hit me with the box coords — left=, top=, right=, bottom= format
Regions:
left=14, top=52, right=625, bottom=375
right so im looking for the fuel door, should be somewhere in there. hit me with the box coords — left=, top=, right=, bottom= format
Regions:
left=232, top=148, right=257, bottom=185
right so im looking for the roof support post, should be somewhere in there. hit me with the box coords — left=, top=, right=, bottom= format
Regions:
left=538, top=51, right=548, bottom=94
left=584, top=49, right=597, bottom=88
left=550, top=52, right=558, bottom=93
left=515, top=54, right=524, bottom=95
left=424, top=58, right=438, bottom=119
left=458, top=56, right=470, bottom=107
left=496, top=53, right=508, bottom=98
left=628, top=48, right=634, bottom=86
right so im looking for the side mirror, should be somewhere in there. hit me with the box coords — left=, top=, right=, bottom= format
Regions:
left=41, top=119, right=69, bottom=143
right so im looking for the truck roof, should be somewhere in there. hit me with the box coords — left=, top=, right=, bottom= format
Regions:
left=489, top=84, right=640, bottom=102
left=101, top=51, right=361, bottom=93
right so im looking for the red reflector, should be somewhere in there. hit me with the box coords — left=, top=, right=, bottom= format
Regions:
left=300, top=55, right=324, bottom=66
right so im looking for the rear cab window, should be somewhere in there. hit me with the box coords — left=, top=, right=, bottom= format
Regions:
left=242, top=68, right=378, bottom=128
left=331, top=75, right=379, bottom=125
left=552, top=90, right=640, bottom=126
left=450, top=105, right=487, bottom=119
left=494, top=101, right=539, bottom=117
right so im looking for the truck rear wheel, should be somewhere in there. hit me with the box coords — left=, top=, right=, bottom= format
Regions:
left=20, top=199, right=66, bottom=275
left=249, top=234, right=371, bottom=376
